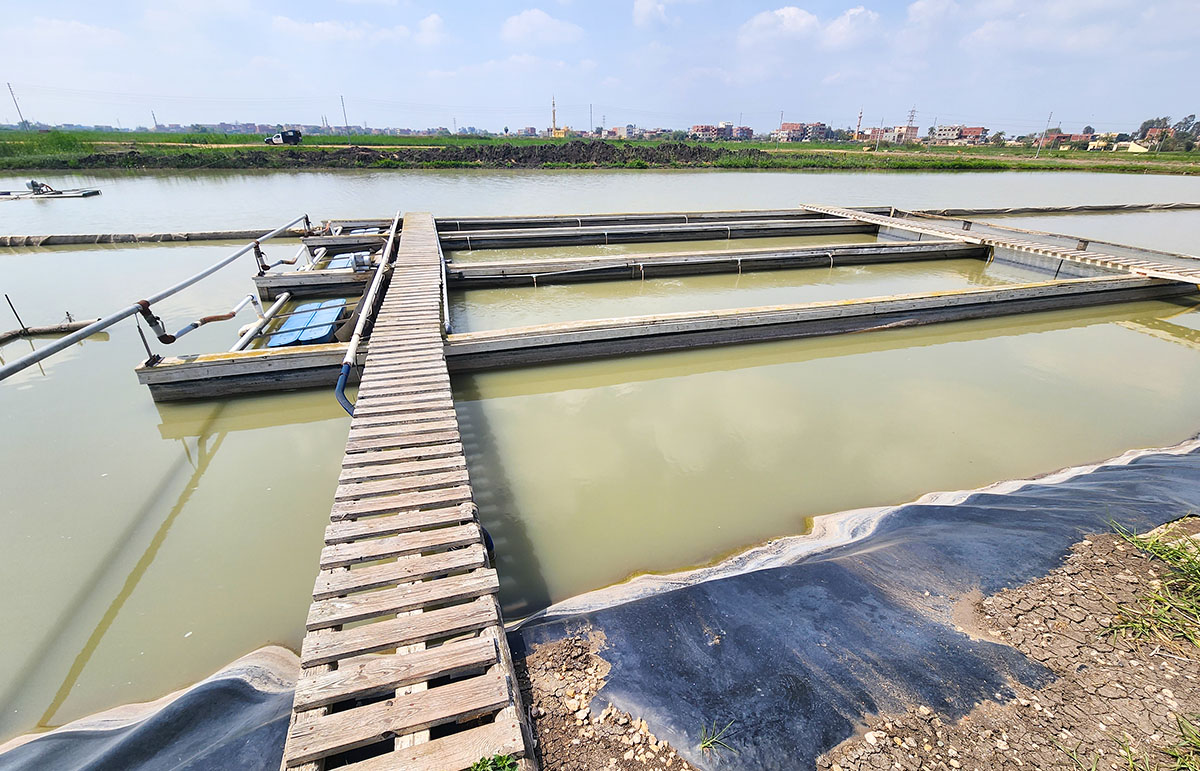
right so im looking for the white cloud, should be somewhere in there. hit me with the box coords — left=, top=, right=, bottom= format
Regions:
left=414, top=14, right=447, bottom=46
left=1, top=17, right=127, bottom=51
left=633, top=0, right=669, bottom=27
left=500, top=9, right=584, bottom=46
left=739, top=6, right=879, bottom=50
left=906, top=0, right=958, bottom=25
left=738, top=7, right=820, bottom=47
left=270, top=16, right=409, bottom=43
left=822, top=6, right=880, bottom=49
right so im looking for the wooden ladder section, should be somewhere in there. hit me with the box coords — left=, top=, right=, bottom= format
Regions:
left=800, top=204, right=1200, bottom=286
left=281, top=213, right=534, bottom=771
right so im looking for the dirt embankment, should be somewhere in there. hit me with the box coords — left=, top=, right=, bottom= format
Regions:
left=59, top=141, right=741, bottom=170
left=822, top=519, right=1200, bottom=771
left=516, top=633, right=696, bottom=771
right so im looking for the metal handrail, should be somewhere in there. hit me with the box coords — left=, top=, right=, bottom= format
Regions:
left=336, top=211, right=402, bottom=416
left=0, top=214, right=309, bottom=382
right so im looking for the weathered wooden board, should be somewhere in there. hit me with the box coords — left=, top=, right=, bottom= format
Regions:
left=282, top=212, right=530, bottom=771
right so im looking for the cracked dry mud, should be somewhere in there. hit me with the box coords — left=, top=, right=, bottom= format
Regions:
left=821, top=518, right=1200, bottom=771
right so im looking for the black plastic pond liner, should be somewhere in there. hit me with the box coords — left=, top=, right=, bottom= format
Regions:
left=0, top=674, right=291, bottom=771
left=513, top=445, right=1200, bottom=770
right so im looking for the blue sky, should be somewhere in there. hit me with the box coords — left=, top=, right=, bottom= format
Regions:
left=3, top=0, right=1196, bottom=135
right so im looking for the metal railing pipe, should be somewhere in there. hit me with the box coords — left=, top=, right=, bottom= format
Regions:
left=0, top=214, right=307, bottom=382
left=335, top=211, right=402, bottom=416
left=230, top=292, right=291, bottom=352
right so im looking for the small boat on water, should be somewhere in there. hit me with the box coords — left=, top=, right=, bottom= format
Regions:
left=0, top=180, right=101, bottom=200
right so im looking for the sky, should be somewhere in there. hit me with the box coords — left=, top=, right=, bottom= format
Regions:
left=2, top=0, right=1197, bottom=136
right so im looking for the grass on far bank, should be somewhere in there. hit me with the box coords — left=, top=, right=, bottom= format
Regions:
left=0, top=129, right=1197, bottom=174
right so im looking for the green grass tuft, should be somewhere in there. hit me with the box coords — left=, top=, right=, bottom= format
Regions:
left=1110, top=522, right=1200, bottom=654
left=699, top=719, right=737, bottom=757
left=470, top=754, right=518, bottom=771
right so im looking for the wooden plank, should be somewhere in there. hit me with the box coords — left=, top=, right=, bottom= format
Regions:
left=346, top=418, right=461, bottom=442
left=348, top=409, right=459, bottom=429
left=284, top=669, right=509, bottom=765
left=328, top=480, right=474, bottom=520
left=355, top=375, right=451, bottom=395
left=300, top=596, right=498, bottom=666
left=344, top=429, right=462, bottom=454
left=334, top=468, right=471, bottom=501
left=307, top=569, right=499, bottom=630
left=340, top=442, right=465, bottom=468
left=293, top=636, right=498, bottom=712
left=320, top=522, right=481, bottom=568
left=324, top=502, right=475, bottom=544
left=338, top=455, right=465, bottom=484
left=312, top=544, right=487, bottom=600
left=351, top=398, right=455, bottom=419
left=361, top=718, right=526, bottom=771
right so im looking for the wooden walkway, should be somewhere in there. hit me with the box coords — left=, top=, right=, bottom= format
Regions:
left=281, top=213, right=533, bottom=771
left=800, top=204, right=1200, bottom=285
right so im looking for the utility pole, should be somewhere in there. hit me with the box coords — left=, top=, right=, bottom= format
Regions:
left=779, top=110, right=784, bottom=130
left=1034, top=111, right=1053, bottom=159
left=906, top=105, right=917, bottom=128
left=151, top=110, right=158, bottom=130
left=552, top=96, right=557, bottom=132
left=340, top=95, right=349, bottom=134
left=589, top=103, right=593, bottom=133
left=8, top=83, right=27, bottom=129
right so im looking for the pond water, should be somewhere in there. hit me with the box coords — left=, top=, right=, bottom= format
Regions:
left=2, top=169, right=1199, bottom=743
left=449, top=257, right=1043, bottom=334
left=446, top=233, right=878, bottom=264
left=4, top=168, right=1200, bottom=234
left=454, top=297, right=1200, bottom=613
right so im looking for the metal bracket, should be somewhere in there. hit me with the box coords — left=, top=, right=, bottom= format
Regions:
left=135, top=300, right=174, bottom=343
left=252, top=241, right=268, bottom=275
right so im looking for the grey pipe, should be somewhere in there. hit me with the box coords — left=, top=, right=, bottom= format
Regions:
left=0, top=214, right=307, bottom=382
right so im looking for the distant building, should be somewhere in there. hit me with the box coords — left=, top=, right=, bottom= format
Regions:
left=771, top=122, right=829, bottom=142
left=690, top=124, right=719, bottom=141
left=864, top=125, right=918, bottom=144
left=731, top=126, right=754, bottom=140
left=933, top=125, right=964, bottom=143
left=960, top=126, right=989, bottom=144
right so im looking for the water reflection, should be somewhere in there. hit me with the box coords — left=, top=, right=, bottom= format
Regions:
left=449, top=257, right=1043, bottom=334
left=455, top=296, right=1200, bottom=614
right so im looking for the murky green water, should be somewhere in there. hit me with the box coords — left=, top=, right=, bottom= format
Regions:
left=454, top=297, right=1200, bottom=614
left=2, top=169, right=1200, bottom=743
left=449, top=257, right=1043, bottom=334
left=447, top=233, right=878, bottom=264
